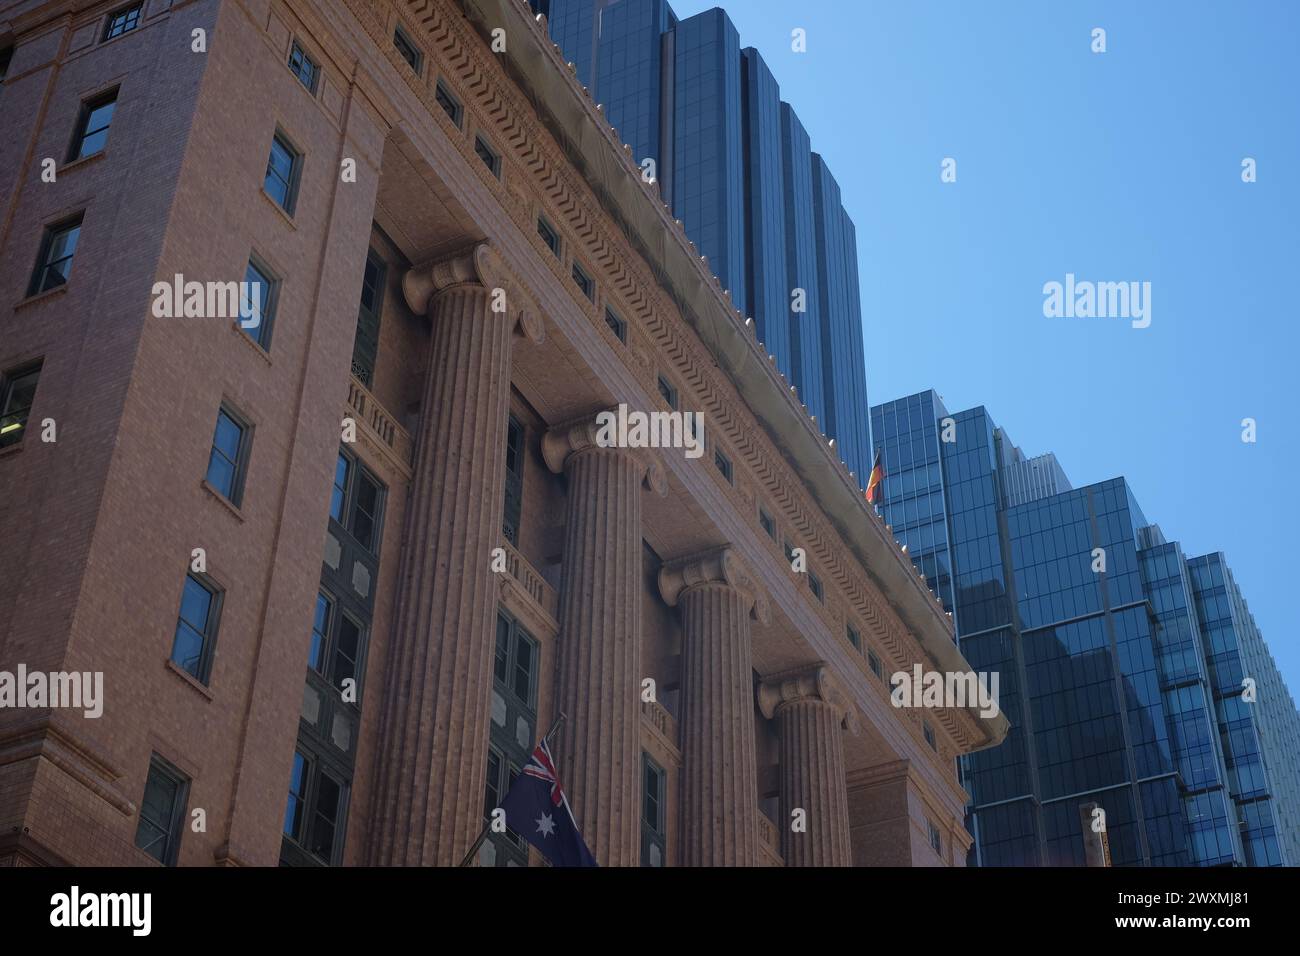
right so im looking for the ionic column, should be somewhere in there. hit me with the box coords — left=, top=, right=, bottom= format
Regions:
left=369, top=243, right=543, bottom=866
left=659, top=547, right=770, bottom=866
left=758, top=663, right=857, bottom=866
left=542, top=414, right=666, bottom=866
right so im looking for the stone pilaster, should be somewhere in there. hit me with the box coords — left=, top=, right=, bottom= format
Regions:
left=758, top=663, right=857, bottom=866
left=659, top=547, right=770, bottom=866
left=541, top=414, right=666, bottom=866
left=369, top=243, right=543, bottom=866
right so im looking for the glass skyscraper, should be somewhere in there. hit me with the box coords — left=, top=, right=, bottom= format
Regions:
left=871, top=390, right=1300, bottom=866
left=534, top=0, right=873, bottom=486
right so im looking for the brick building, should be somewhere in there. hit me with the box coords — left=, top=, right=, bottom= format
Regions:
left=0, top=0, right=1005, bottom=867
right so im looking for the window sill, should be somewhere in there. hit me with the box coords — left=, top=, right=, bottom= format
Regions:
left=200, top=478, right=246, bottom=522
left=60, top=150, right=107, bottom=175
left=0, top=442, right=25, bottom=461
left=259, top=188, right=298, bottom=229
left=230, top=320, right=273, bottom=365
left=164, top=658, right=214, bottom=701
left=13, top=284, right=69, bottom=313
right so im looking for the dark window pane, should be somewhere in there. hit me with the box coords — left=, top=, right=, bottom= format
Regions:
left=309, top=592, right=331, bottom=671
left=330, top=453, right=349, bottom=521
left=333, top=615, right=361, bottom=689
left=513, top=636, right=533, bottom=703
left=309, top=773, right=341, bottom=860
left=283, top=752, right=309, bottom=837
left=494, top=615, right=510, bottom=684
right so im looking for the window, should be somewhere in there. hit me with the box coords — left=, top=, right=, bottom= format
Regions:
left=68, top=88, right=117, bottom=161
left=474, top=134, right=500, bottom=178
left=928, top=819, right=942, bottom=854
left=435, top=80, right=462, bottom=127
left=923, top=721, right=937, bottom=751
left=351, top=249, right=385, bottom=386
left=0, top=362, right=42, bottom=449
left=482, top=746, right=525, bottom=863
left=281, top=750, right=347, bottom=865
left=494, top=611, right=538, bottom=709
left=784, top=540, right=797, bottom=566
left=330, top=449, right=386, bottom=553
left=102, top=3, right=142, bottom=42
left=537, top=216, right=560, bottom=258
left=28, top=215, right=83, bottom=296
left=657, top=375, right=677, bottom=409
left=867, top=648, right=883, bottom=681
left=393, top=26, right=422, bottom=73
left=847, top=624, right=861, bottom=650
left=484, top=610, right=537, bottom=867
left=604, top=306, right=626, bottom=343
left=307, top=590, right=367, bottom=698
left=714, top=447, right=732, bottom=483
left=264, top=131, right=301, bottom=215
left=170, top=572, right=222, bottom=683
left=641, top=753, right=666, bottom=867
left=759, top=507, right=775, bottom=540
left=134, top=756, right=189, bottom=866
left=808, top=572, right=823, bottom=602
left=571, top=261, right=594, bottom=301
left=503, top=415, right=524, bottom=546
left=239, top=257, right=278, bottom=350
left=205, top=404, right=252, bottom=505
left=287, top=41, right=319, bottom=93
left=329, top=452, right=350, bottom=521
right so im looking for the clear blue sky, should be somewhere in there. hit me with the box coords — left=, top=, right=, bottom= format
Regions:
left=666, top=0, right=1299, bottom=694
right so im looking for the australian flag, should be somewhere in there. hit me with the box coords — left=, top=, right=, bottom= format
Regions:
left=500, top=737, right=598, bottom=867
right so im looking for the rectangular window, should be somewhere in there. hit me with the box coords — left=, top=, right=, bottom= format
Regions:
left=435, top=80, right=462, bottom=127
left=604, top=306, right=626, bottom=343
left=641, top=754, right=666, bottom=867
left=847, top=624, right=861, bottom=650
left=351, top=249, right=385, bottom=386
left=28, top=215, right=83, bottom=296
left=493, top=610, right=538, bottom=709
left=68, top=88, right=117, bottom=161
left=537, top=216, right=560, bottom=258
left=393, top=26, right=422, bottom=73
left=239, top=257, right=278, bottom=350
left=102, top=3, right=143, bottom=42
left=571, top=261, right=594, bottom=301
left=329, top=452, right=350, bottom=521
left=283, top=751, right=310, bottom=839
left=502, top=415, right=524, bottom=546
left=170, top=572, right=221, bottom=682
left=714, top=448, right=733, bottom=484
left=657, top=375, right=677, bottom=410
left=308, top=591, right=332, bottom=673
left=134, top=755, right=189, bottom=866
left=205, top=404, right=252, bottom=506
left=0, top=362, right=42, bottom=449
left=759, top=507, right=775, bottom=540
left=264, top=132, right=301, bottom=215
left=928, top=819, right=942, bottom=854
left=307, top=588, right=367, bottom=698
left=281, top=753, right=347, bottom=865
left=808, top=572, right=823, bottom=602
left=287, top=41, right=319, bottom=93
left=474, top=134, right=500, bottom=178
left=923, top=721, right=937, bottom=751
left=867, top=648, right=883, bottom=680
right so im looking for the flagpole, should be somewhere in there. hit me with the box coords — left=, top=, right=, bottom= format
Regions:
left=456, top=711, right=567, bottom=868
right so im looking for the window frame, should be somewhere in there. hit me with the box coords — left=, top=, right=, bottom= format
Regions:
left=714, top=446, right=733, bottom=484
left=641, top=752, right=667, bottom=867
left=331, top=446, right=387, bottom=555
left=0, top=360, right=43, bottom=450
left=169, top=570, right=224, bottom=684
left=205, top=402, right=254, bottom=507
left=101, top=2, right=143, bottom=43
left=67, top=86, right=118, bottom=162
left=473, top=133, right=501, bottom=178
left=758, top=507, right=776, bottom=540
left=867, top=648, right=884, bottom=681
left=264, top=129, right=303, bottom=216
left=570, top=259, right=594, bottom=302
left=657, top=375, right=678, bottom=410
left=603, top=306, right=627, bottom=343
left=27, top=213, right=84, bottom=297
left=434, top=79, right=463, bottom=127
left=287, top=40, right=320, bottom=95
left=392, top=25, right=423, bottom=74
left=537, top=215, right=561, bottom=258
left=134, top=754, right=190, bottom=866
left=240, top=254, right=280, bottom=351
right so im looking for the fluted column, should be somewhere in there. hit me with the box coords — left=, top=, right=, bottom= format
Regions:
left=369, top=243, right=543, bottom=866
left=660, top=547, right=770, bottom=865
left=758, top=663, right=857, bottom=866
left=542, top=414, right=666, bottom=866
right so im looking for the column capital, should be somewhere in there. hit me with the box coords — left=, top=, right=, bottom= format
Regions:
left=657, top=546, right=771, bottom=624
left=540, top=409, right=668, bottom=496
left=401, top=242, right=545, bottom=345
left=757, top=663, right=859, bottom=733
